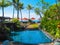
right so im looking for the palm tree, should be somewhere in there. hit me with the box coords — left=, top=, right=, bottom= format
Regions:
left=18, top=3, right=24, bottom=21
left=27, top=4, right=33, bottom=19
left=0, top=0, right=11, bottom=32
left=57, top=0, right=60, bottom=2
left=37, top=0, right=50, bottom=14
left=12, top=6, right=15, bottom=18
left=12, top=0, right=15, bottom=18
left=56, top=0, right=60, bottom=20
left=12, top=0, right=19, bottom=19
left=35, top=8, right=42, bottom=19
left=0, top=0, right=11, bottom=17
left=56, top=0, right=60, bottom=8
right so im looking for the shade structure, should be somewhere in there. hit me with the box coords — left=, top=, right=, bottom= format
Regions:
left=21, top=17, right=28, bottom=22
left=11, top=30, right=52, bottom=44
left=22, top=17, right=28, bottom=20
left=31, top=17, right=35, bottom=20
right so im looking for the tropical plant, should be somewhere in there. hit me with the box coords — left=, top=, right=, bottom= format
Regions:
left=27, top=4, right=33, bottom=19
left=0, top=0, right=11, bottom=17
left=0, top=23, right=11, bottom=42
left=12, top=0, right=15, bottom=18
left=11, top=18, right=20, bottom=30
left=12, top=0, right=19, bottom=19
left=40, top=3, right=60, bottom=39
left=35, top=8, right=42, bottom=19
left=18, top=2, right=24, bottom=21
left=55, top=0, right=60, bottom=20
left=0, top=0, right=11, bottom=37
left=37, top=0, right=50, bottom=15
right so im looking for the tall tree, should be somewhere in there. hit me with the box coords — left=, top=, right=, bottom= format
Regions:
left=27, top=4, right=33, bottom=19
left=0, top=0, right=11, bottom=32
left=55, top=0, right=60, bottom=20
left=16, top=0, right=19, bottom=19
left=35, top=8, right=42, bottom=19
left=13, top=0, right=19, bottom=19
left=18, top=3, right=24, bottom=21
left=57, top=0, right=60, bottom=2
left=0, top=0, right=11, bottom=17
left=37, top=0, right=50, bottom=15
left=12, top=0, right=15, bottom=18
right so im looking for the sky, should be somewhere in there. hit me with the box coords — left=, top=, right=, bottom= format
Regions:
left=0, top=0, right=56, bottom=19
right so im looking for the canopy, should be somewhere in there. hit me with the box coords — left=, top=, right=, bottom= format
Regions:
left=31, top=17, right=35, bottom=20
left=22, top=18, right=28, bottom=20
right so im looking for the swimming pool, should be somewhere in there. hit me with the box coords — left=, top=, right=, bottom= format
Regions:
left=11, top=30, right=52, bottom=44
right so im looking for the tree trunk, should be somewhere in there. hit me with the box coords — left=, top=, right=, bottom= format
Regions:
left=2, top=7, right=4, bottom=17
left=1, top=0, right=4, bottom=34
left=13, top=7, right=14, bottom=18
left=20, top=10, right=22, bottom=21
left=39, top=13, right=42, bottom=19
left=12, top=8, right=14, bottom=18
left=17, top=0, right=19, bottom=19
left=2, top=7, right=5, bottom=22
left=29, top=10, right=30, bottom=19
left=42, top=0, right=43, bottom=11
left=17, top=9, right=19, bottom=19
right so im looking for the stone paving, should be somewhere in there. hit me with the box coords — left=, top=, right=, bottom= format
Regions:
left=39, top=43, right=53, bottom=45
left=12, top=42, right=54, bottom=45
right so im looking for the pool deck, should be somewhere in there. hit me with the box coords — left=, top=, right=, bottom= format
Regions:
left=0, top=41, right=54, bottom=45
left=12, top=43, right=54, bottom=45
left=13, top=43, right=54, bottom=45
left=10, top=41, right=54, bottom=45
left=39, top=42, right=54, bottom=45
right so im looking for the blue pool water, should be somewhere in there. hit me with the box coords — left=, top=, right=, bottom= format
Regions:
left=11, top=30, right=52, bottom=44
left=32, top=20, right=40, bottom=23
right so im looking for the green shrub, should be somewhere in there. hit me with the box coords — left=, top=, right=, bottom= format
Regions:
left=4, top=26, right=10, bottom=33
left=11, top=18, right=20, bottom=30
left=40, top=3, right=60, bottom=39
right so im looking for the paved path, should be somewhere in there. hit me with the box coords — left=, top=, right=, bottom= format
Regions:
left=14, top=42, right=55, bottom=45
left=12, top=42, right=54, bottom=45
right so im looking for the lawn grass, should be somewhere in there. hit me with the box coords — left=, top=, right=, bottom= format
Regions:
left=26, top=23, right=39, bottom=29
